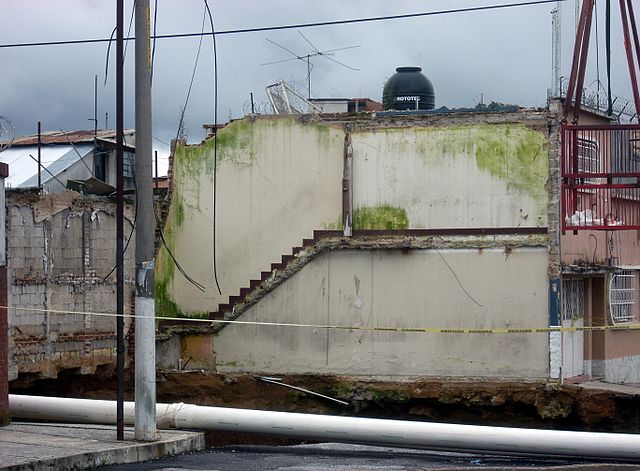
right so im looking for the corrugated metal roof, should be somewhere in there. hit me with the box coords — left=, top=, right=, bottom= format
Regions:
left=0, top=144, right=93, bottom=188
left=12, top=129, right=134, bottom=146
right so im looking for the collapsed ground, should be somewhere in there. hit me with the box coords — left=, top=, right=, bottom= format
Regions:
left=10, top=368, right=640, bottom=447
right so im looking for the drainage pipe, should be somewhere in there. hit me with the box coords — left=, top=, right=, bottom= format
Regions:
left=9, top=395, right=640, bottom=461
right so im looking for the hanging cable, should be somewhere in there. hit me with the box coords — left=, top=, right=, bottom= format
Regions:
left=204, top=0, right=222, bottom=296
left=0, top=0, right=568, bottom=50
left=151, top=4, right=210, bottom=293
left=103, top=27, right=116, bottom=86
left=174, top=5, right=207, bottom=144
left=151, top=0, right=159, bottom=85
left=154, top=209, right=206, bottom=292
left=104, top=1, right=135, bottom=86
left=123, top=1, right=136, bottom=60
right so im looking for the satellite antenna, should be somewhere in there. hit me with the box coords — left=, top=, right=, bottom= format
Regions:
left=262, top=31, right=360, bottom=99
left=0, top=116, right=15, bottom=153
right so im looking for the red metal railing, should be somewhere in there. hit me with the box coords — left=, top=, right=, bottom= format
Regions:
left=561, top=124, right=640, bottom=231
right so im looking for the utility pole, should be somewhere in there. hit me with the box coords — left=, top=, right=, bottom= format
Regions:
left=115, top=0, right=125, bottom=442
left=135, top=0, right=156, bottom=441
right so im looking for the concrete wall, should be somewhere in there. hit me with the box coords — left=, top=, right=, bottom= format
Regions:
left=157, top=117, right=344, bottom=314
left=7, top=190, right=136, bottom=381
left=160, top=112, right=552, bottom=316
left=351, top=124, right=548, bottom=229
left=214, top=246, right=550, bottom=379
left=562, top=230, right=640, bottom=266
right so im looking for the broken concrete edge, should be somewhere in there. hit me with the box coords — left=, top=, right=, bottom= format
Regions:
left=0, top=429, right=205, bottom=471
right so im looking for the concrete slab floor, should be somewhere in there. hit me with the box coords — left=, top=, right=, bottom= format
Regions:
left=569, top=380, right=640, bottom=396
left=0, top=422, right=205, bottom=471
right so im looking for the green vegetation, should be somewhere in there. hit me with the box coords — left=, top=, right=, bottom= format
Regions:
left=409, top=124, right=548, bottom=203
left=472, top=124, right=548, bottom=202
left=155, top=274, right=181, bottom=318
left=354, top=205, right=409, bottom=229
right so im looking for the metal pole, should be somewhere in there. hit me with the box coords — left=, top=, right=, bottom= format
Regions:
left=0, top=163, right=8, bottom=426
left=250, top=92, right=255, bottom=114
left=307, top=57, right=311, bottom=99
left=115, top=0, right=125, bottom=442
left=154, top=150, right=158, bottom=190
left=37, top=122, right=41, bottom=189
left=94, top=74, right=98, bottom=136
left=135, top=0, right=157, bottom=441
left=620, top=0, right=640, bottom=115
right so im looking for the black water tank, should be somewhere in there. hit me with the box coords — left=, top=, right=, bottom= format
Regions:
left=382, top=66, right=435, bottom=110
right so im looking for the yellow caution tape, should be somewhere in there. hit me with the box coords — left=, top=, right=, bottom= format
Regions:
left=3, top=305, right=639, bottom=334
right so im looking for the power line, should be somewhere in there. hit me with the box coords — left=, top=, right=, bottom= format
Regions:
left=0, top=0, right=566, bottom=50
left=204, top=0, right=222, bottom=296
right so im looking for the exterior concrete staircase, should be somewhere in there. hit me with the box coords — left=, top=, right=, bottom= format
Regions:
left=209, top=230, right=342, bottom=321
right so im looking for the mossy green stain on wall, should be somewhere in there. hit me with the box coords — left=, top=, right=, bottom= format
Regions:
left=354, top=205, right=409, bottom=229
left=471, top=124, right=548, bottom=202
left=374, top=124, right=548, bottom=203
left=155, top=177, right=181, bottom=317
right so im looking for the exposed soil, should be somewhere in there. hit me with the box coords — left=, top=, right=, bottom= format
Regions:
left=11, top=367, right=640, bottom=439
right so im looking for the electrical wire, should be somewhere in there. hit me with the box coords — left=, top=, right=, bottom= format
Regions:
left=123, top=1, right=136, bottom=60
left=204, top=0, right=222, bottom=296
left=102, top=195, right=137, bottom=282
left=0, top=0, right=567, bottom=50
left=103, top=26, right=116, bottom=86
left=104, top=1, right=135, bottom=86
left=433, top=237, right=483, bottom=307
left=174, top=5, right=207, bottom=145
left=151, top=0, right=158, bottom=85
left=59, top=129, right=95, bottom=176
left=157, top=4, right=210, bottom=293
left=154, top=207, right=206, bottom=292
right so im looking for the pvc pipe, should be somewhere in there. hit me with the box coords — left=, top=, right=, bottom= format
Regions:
left=9, top=395, right=640, bottom=461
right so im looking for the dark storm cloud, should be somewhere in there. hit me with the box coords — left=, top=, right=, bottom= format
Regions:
left=0, top=0, right=632, bottom=156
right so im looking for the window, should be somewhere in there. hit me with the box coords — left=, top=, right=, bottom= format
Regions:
left=562, top=278, right=585, bottom=321
left=123, top=152, right=135, bottom=178
left=609, top=270, right=638, bottom=324
left=630, top=138, right=640, bottom=164
left=577, top=138, right=600, bottom=183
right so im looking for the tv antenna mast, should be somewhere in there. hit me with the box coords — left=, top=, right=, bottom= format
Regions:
left=262, top=31, right=360, bottom=99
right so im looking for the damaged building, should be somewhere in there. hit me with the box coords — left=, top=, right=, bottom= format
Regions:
left=155, top=93, right=640, bottom=384
left=6, top=189, right=136, bottom=383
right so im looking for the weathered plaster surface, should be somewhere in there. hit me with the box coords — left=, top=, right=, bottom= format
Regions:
left=214, top=246, right=550, bottom=379
left=158, top=117, right=344, bottom=314
left=352, top=124, right=548, bottom=229
left=160, top=113, right=552, bottom=316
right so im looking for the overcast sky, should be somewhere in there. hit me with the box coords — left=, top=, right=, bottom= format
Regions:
left=0, top=0, right=634, bottom=173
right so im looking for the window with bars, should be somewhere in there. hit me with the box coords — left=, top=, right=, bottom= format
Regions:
left=577, top=138, right=600, bottom=184
left=562, top=278, right=585, bottom=321
left=609, top=270, right=639, bottom=324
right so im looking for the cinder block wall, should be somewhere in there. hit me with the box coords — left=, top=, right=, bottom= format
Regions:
left=7, top=190, right=136, bottom=383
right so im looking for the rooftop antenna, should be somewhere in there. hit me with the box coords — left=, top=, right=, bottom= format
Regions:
left=0, top=116, right=15, bottom=153
left=262, top=31, right=360, bottom=99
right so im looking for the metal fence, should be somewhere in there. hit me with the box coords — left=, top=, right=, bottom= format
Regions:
left=561, top=124, right=640, bottom=230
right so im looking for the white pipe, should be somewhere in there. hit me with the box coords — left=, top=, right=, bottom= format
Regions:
left=9, top=395, right=640, bottom=461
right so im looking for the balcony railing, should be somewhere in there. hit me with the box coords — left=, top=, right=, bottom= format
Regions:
left=561, top=124, right=640, bottom=231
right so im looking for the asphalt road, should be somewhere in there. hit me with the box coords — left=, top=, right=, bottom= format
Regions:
left=97, top=443, right=602, bottom=470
